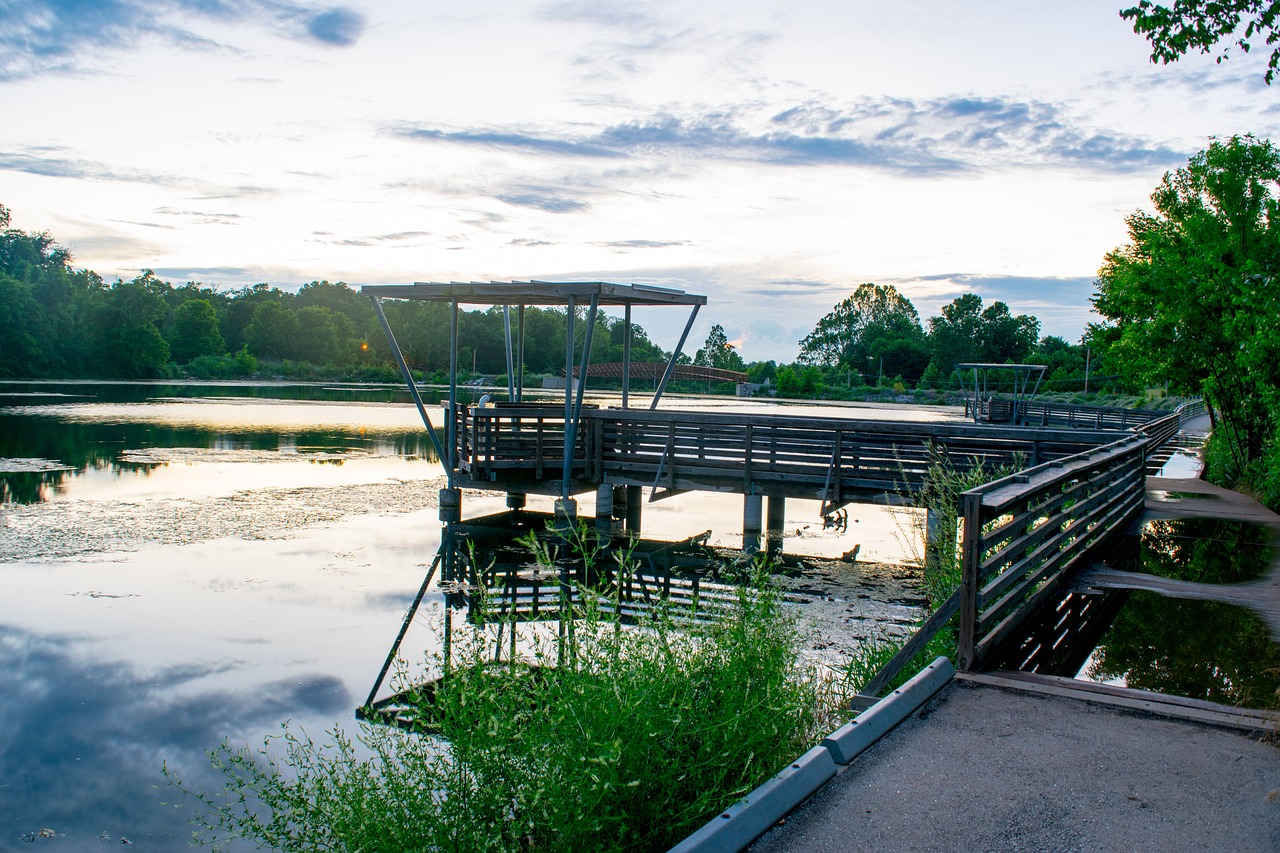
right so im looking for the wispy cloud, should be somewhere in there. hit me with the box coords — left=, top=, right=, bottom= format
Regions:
left=391, top=93, right=1183, bottom=177
left=495, top=191, right=590, bottom=213
left=311, top=230, right=433, bottom=247
left=0, top=0, right=367, bottom=81
left=590, top=239, right=690, bottom=250
left=0, top=148, right=171, bottom=183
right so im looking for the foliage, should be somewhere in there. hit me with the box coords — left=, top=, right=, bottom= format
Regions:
left=926, top=293, right=1040, bottom=376
left=797, top=283, right=929, bottom=381
left=1121, top=1, right=1280, bottom=84
left=169, top=547, right=830, bottom=852
left=1092, top=135, right=1280, bottom=498
left=840, top=624, right=957, bottom=697
left=693, top=323, right=746, bottom=373
left=914, top=444, right=1021, bottom=607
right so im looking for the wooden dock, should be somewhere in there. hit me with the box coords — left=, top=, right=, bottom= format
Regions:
left=451, top=402, right=1124, bottom=504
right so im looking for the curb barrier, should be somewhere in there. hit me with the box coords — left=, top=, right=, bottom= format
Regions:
left=668, top=744, right=837, bottom=853
left=668, top=656, right=955, bottom=853
left=821, top=656, right=955, bottom=764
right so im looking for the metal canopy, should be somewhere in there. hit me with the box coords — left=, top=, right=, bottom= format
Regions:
left=360, top=280, right=706, bottom=307
left=958, top=362, right=1047, bottom=426
left=365, top=279, right=709, bottom=501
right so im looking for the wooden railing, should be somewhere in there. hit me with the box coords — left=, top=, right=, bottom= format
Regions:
left=968, top=398, right=1166, bottom=429
left=954, top=399, right=1205, bottom=670
left=451, top=403, right=1122, bottom=501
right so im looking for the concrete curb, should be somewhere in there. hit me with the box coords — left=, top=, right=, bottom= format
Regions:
left=822, top=656, right=955, bottom=764
left=668, top=656, right=955, bottom=853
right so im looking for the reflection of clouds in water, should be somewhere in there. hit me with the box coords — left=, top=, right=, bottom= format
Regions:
left=0, top=626, right=349, bottom=847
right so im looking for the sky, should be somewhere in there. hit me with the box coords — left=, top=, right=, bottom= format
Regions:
left=1, top=0, right=1275, bottom=362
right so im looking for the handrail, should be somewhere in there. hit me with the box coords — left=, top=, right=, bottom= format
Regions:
left=955, top=399, right=1206, bottom=670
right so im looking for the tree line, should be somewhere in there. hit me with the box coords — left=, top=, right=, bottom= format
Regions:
left=0, top=208, right=672, bottom=382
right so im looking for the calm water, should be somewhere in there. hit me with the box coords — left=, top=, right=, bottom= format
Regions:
left=0, top=381, right=944, bottom=849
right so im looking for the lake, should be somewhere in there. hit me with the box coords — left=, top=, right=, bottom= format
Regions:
left=0, top=381, right=947, bottom=849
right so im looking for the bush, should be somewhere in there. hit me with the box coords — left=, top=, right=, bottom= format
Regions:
left=168, top=544, right=831, bottom=852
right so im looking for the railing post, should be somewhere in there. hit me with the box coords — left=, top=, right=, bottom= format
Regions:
left=957, top=491, right=983, bottom=671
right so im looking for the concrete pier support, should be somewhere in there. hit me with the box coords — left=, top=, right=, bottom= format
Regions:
left=765, top=496, right=786, bottom=555
left=594, top=485, right=626, bottom=533
left=506, top=492, right=527, bottom=510
left=555, top=497, right=578, bottom=528
left=743, top=494, right=763, bottom=553
left=625, top=485, right=643, bottom=533
left=924, top=506, right=954, bottom=570
left=439, top=487, right=462, bottom=523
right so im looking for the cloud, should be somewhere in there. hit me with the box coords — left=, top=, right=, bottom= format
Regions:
left=537, top=0, right=660, bottom=32
left=0, top=148, right=171, bottom=183
left=0, top=0, right=367, bottom=81
left=392, top=94, right=1182, bottom=177
left=495, top=191, right=589, bottom=213
left=590, top=239, right=690, bottom=250
left=389, top=125, right=623, bottom=159
left=0, top=147, right=281, bottom=200
left=302, top=6, right=366, bottom=46
left=311, top=230, right=433, bottom=247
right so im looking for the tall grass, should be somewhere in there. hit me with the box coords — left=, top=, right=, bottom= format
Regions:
left=167, top=538, right=830, bottom=852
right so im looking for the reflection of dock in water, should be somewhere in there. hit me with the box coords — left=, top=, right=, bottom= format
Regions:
left=358, top=509, right=821, bottom=732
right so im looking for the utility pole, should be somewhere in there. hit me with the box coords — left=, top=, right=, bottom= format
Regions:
left=1084, top=348, right=1091, bottom=394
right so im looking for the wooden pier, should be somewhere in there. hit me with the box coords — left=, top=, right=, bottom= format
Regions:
left=451, top=402, right=1124, bottom=505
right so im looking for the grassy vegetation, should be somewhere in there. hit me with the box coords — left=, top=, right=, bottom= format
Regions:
left=166, top=540, right=834, bottom=852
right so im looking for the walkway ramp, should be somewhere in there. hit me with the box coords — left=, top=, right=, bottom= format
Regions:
left=750, top=677, right=1280, bottom=853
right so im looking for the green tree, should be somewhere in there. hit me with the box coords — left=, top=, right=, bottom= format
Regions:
left=926, top=294, right=1040, bottom=376
left=797, top=284, right=925, bottom=381
left=90, top=272, right=172, bottom=377
left=694, top=323, right=746, bottom=372
left=294, top=305, right=357, bottom=365
left=245, top=300, right=299, bottom=360
left=1093, top=134, right=1280, bottom=471
left=1122, top=1, right=1280, bottom=84
left=166, top=298, right=225, bottom=363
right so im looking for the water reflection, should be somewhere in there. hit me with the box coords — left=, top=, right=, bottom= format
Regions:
left=361, top=508, right=927, bottom=731
left=993, top=516, right=1280, bottom=709
left=1106, top=518, right=1276, bottom=584
left=0, top=385, right=448, bottom=504
left=0, top=626, right=350, bottom=849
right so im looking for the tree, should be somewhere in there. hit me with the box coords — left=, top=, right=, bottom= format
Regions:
left=926, top=294, right=1040, bottom=376
left=797, top=284, right=926, bottom=380
left=166, top=298, right=225, bottom=363
left=694, top=324, right=746, bottom=372
left=1121, top=1, right=1280, bottom=84
left=90, top=272, right=172, bottom=376
left=1093, top=134, right=1280, bottom=471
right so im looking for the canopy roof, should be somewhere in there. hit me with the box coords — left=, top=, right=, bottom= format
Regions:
left=361, top=280, right=706, bottom=307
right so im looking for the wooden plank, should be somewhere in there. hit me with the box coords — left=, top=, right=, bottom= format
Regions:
left=958, top=672, right=1280, bottom=733
left=860, top=588, right=961, bottom=697
left=958, top=492, right=983, bottom=670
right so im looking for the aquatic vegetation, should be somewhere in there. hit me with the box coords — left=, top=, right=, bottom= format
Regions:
left=166, top=544, right=832, bottom=852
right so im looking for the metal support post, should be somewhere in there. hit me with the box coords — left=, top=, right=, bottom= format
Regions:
left=367, top=296, right=449, bottom=479
left=650, top=303, right=701, bottom=410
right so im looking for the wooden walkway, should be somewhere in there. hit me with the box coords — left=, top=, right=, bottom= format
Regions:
left=451, top=402, right=1123, bottom=503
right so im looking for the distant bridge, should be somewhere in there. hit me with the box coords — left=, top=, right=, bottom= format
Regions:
left=571, top=362, right=747, bottom=384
